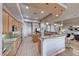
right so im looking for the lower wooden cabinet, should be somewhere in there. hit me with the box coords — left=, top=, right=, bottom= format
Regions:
left=3, top=37, right=22, bottom=56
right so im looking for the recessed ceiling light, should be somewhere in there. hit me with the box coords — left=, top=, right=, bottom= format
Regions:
left=56, top=14, right=59, bottom=17
left=54, top=24, right=57, bottom=25
left=26, top=6, right=29, bottom=9
left=60, top=24, right=63, bottom=26
left=46, top=22, right=49, bottom=25
left=41, top=11, right=44, bottom=14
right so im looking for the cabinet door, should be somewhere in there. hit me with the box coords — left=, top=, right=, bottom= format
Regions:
left=12, top=18, right=17, bottom=31
left=9, top=15, right=13, bottom=32
left=17, top=22, right=22, bottom=31
left=13, top=19, right=22, bottom=31
left=16, top=20, right=19, bottom=31
left=16, top=21, right=19, bottom=31
left=3, top=11, right=9, bottom=34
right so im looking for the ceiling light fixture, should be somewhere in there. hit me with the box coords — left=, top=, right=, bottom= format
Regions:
left=26, top=6, right=29, bottom=9
left=60, top=24, right=63, bottom=26
left=56, top=14, right=59, bottom=17
left=54, top=24, right=56, bottom=25
left=41, top=11, right=44, bottom=14
left=46, top=22, right=49, bottom=25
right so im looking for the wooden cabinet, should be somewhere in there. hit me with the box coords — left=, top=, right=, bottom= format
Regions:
left=2, top=9, right=22, bottom=56
left=3, top=38, right=22, bottom=56
left=12, top=18, right=17, bottom=31
left=9, top=15, right=13, bottom=32
left=12, top=19, right=22, bottom=31
left=3, top=10, right=22, bottom=33
left=18, top=22, right=22, bottom=31
left=3, top=10, right=9, bottom=34
left=32, top=34, right=41, bottom=55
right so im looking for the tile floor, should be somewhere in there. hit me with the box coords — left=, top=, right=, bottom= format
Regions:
left=16, top=37, right=40, bottom=56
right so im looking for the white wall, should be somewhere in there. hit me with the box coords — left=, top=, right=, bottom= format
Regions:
left=42, top=23, right=58, bottom=32
left=46, top=24, right=50, bottom=32
left=0, top=4, right=2, bottom=55
left=22, top=22, right=32, bottom=38
left=32, top=23, right=40, bottom=33
left=40, top=23, right=56, bottom=32
left=50, top=25, right=56, bottom=32
left=40, top=23, right=46, bottom=37
left=22, top=21, right=40, bottom=38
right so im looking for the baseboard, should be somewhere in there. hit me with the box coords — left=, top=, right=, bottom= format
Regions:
left=49, top=48, right=65, bottom=56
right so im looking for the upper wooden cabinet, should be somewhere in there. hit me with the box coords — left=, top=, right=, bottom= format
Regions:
left=12, top=18, right=22, bottom=31
left=3, top=9, right=22, bottom=34
left=17, top=22, right=22, bottom=31
left=3, top=10, right=9, bottom=34
left=9, top=15, right=13, bottom=32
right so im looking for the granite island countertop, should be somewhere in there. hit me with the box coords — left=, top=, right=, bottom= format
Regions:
left=41, top=34, right=66, bottom=40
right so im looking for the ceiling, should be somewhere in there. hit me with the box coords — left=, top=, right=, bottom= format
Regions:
left=19, top=3, right=50, bottom=20
left=63, top=17, right=79, bottom=26
left=20, top=3, right=65, bottom=20
left=52, top=3, right=79, bottom=23
left=3, top=3, right=79, bottom=24
left=3, top=3, right=22, bottom=20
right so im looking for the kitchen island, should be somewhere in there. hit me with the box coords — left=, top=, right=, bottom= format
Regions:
left=41, top=35, right=66, bottom=56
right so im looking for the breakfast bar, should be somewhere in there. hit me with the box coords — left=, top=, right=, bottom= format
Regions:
left=41, top=35, right=66, bottom=56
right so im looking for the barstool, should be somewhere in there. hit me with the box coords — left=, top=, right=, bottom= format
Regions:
left=66, top=33, right=74, bottom=48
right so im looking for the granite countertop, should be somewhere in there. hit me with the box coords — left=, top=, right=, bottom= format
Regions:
left=41, top=34, right=65, bottom=39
